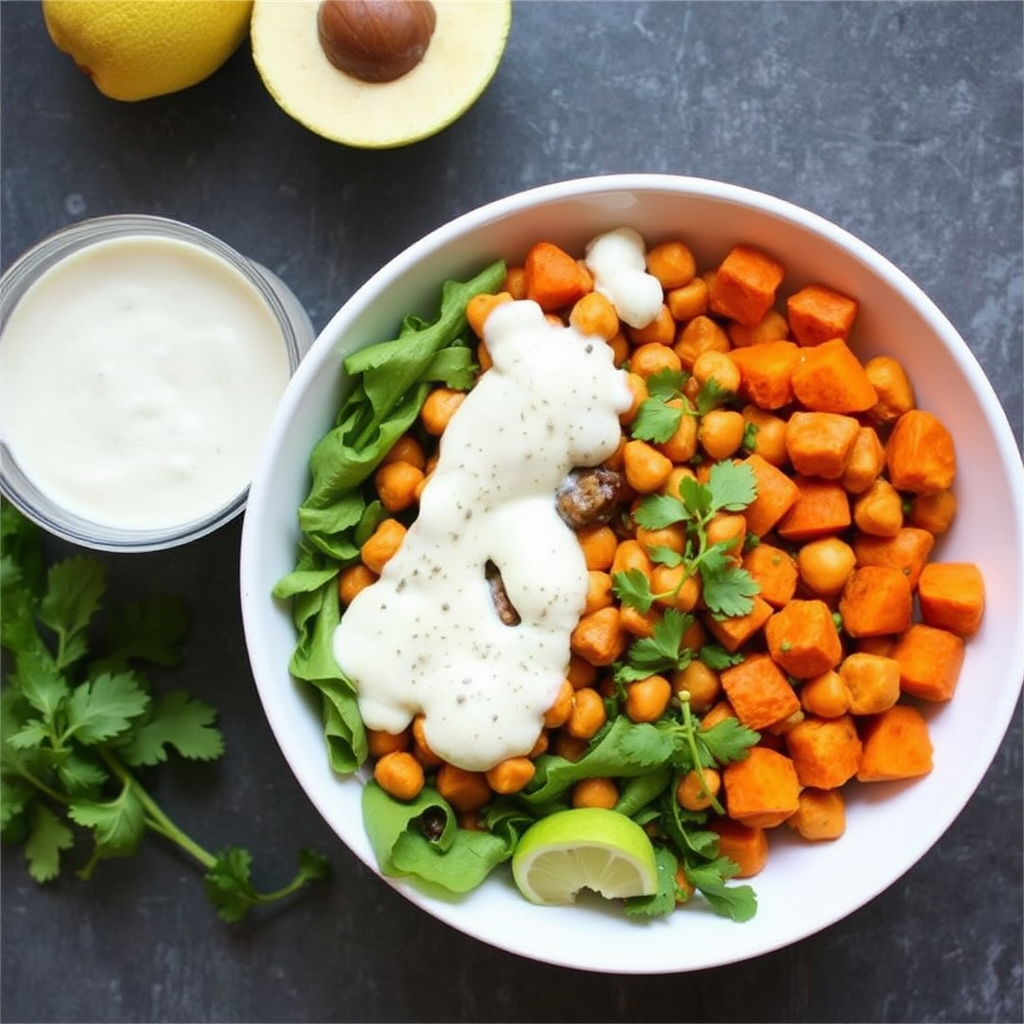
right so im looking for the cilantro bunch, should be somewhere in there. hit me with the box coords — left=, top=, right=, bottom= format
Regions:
left=1, top=503, right=328, bottom=921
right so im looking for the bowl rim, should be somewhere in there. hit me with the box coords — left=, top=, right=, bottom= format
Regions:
left=241, top=172, right=1024, bottom=973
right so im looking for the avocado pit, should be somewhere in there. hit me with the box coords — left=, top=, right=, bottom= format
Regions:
left=317, top=0, right=436, bottom=84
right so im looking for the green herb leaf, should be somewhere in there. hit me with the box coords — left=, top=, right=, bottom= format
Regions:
left=56, top=753, right=108, bottom=795
left=0, top=502, right=45, bottom=595
left=644, top=368, right=688, bottom=400
left=611, top=567, right=657, bottom=614
left=7, top=719, right=50, bottom=751
left=647, top=544, right=684, bottom=568
left=204, top=846, right=331, bottom=924
left=117, top=690, right=224, bottom=766
left=11, top=652, right=68, bottom=723
left=0, top=774, right=33, bottom=833
left=24, top=804, right=74, bottom=883
left=624, top=842, right=680, bottom=918
left=694, top=377, right=733, bottom=416
left=707, top=459, right=758, bottom=511
left=633, top=494, right=690, bottom=530
left=631, top=397, right=684, bottom=444
left=699, top=644, right=745, bottom=670
left=615, top=610, right=694, bottom=682
left=699, top=717, right=760, bottom=765
left=38, top=556, right=106, bottom=670
left=684, top=857, right=757, bottom=923
left=204, top=847, right=259, bottom=923
left=522, top=718, right=676, bottom=806
left=69, top=784, right=146, bottom=859
left=677, top=474, right=712, bottom=519
left=700, top=558, right=762, bottom=619
left=64, top=672, right=149, bottom=747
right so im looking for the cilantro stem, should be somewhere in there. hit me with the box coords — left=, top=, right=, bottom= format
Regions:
left=678, top=693, right=725, bottom=816
left=232, top=874, right=317, bottom=906
left=2, top=758, right=69, bottom=807
left=98, top=748, right=217, bottom=870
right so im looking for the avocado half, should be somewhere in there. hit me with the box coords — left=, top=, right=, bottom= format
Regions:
left=251, top=0, right=512, bottom=149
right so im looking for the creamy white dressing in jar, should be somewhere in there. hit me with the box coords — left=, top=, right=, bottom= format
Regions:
left=333, top=299, right=633, bottom=772
left=0, top=233, right=293, bottom=533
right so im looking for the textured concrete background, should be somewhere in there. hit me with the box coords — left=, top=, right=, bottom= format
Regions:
left=2, top=2, right=1021, bottom=1022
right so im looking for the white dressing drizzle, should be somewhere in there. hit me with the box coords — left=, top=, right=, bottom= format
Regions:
left=333, top=298, right=632, bottom=771
left=584, top=226, right=664, bottom=328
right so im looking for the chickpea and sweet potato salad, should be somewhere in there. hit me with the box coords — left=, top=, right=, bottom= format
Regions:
left=277, top=231, right=984, bottom=920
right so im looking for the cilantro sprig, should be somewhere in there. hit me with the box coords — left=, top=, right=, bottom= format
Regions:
left=1, top=503, right=328, bottom=922
left=613, top=699, right=758, bottom=921
left=613, top=609, right=696, bottom=682
left=629, top=368, right=735, bottom=445
left=621, top=460, right=761, bottom=619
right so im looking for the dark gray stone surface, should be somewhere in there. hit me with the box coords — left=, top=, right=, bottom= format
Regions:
left=1, top=2, right=1021, bottom=1021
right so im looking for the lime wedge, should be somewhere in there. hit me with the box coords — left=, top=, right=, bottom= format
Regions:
left=511, top=808, right=658, bottom=906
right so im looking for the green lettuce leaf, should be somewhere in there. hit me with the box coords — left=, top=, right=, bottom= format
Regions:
left=362, top=781, right=514, bottom=893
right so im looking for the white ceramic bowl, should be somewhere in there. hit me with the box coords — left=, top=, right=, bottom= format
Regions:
left=240, top=175, right=1024, bottom=973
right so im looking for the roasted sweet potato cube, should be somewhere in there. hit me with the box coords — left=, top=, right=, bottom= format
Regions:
left=785, top=714, right=862, bottom=789
left=708, top=818, right=769, bottom=876
left=765, top=599, right=843, bottom=678
left=741, top=453, right=800, bottom=538
left=856, top=704, right=933, bottom=782
left=785, top=787, right=846, bottom=841
left=890, top=622, right=965, bottom=702
left=786, top=282, right=859, bottom=348
left=776, top=477, right=851, bottom=543
left=784, top=411, right=861, bottom=479
left=742, top=543, right=798, bottom=608
left=852, top=527, right=935, bottom=590
left=719, top=652, right=801, bottom=730
left=709, top=245, right=785, bottom=326
left=728, top=340, right=801, bottom=410
left=524, top=241, right=594, bottom=311
left=917, top=562, right=985, bottom=637
left=839, top=565, right=913, bottom=637
left=704, top=596, right=774, bottom=653
left=723, top=746, right=801, bottom=828
left=886, top=409, right=956, bottom=494
left=790, top=338, right=878, bottom=413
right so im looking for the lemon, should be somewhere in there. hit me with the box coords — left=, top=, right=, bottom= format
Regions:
left=42, top=0, right=254, bottom=102
left=511, top=808, right=659, bottom=906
